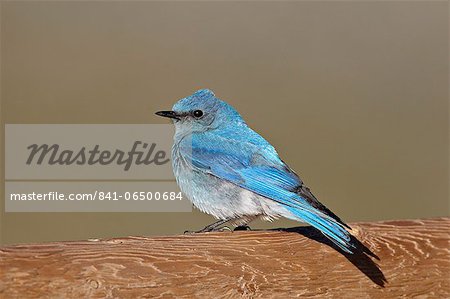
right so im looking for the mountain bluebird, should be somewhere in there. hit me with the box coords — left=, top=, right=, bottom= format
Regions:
left=156, top=89, right=355, bottom=253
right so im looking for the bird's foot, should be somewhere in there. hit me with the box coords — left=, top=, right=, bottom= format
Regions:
left=184, top=226, right=232, bottom=234
left=234, top=225, right=252, bottom=231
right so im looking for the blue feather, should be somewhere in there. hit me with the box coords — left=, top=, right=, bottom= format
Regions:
left=164, top=89, right=355, bottom=254
left=178, top=132, right=355, bottom=253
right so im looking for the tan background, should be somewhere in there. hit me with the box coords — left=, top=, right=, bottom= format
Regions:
left=1, top=1, right=448, bottom=245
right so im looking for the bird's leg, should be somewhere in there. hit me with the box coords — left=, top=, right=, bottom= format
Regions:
left=184, top=216, right=255, bottom=234
left=184, top=218, right=231, bottom=234
left=197, top=218, right=230, bottom=233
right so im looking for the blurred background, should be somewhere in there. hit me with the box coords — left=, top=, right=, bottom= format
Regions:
left=1, top=1, right=448, bottom=245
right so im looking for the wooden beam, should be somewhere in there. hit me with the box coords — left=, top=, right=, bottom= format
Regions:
left=1, top=218, right=449, bottom=297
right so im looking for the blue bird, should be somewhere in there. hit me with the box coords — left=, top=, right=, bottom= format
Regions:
left=156, top=89, right=355, bottom=254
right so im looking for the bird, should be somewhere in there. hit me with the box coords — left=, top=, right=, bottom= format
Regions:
left=156, top=89, right=355, bottom=254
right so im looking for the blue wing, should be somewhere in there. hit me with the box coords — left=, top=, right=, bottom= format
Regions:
left=180, top=129, right=354, bottom=253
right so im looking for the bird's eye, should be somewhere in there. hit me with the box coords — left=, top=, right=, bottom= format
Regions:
left=193, top=110, right=203, bottom=118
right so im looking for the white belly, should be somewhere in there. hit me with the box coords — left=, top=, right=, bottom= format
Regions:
left=172, top=147, right=291, bottom=221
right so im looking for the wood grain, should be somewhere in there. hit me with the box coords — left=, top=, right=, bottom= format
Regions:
left=0, top=218, right=449, bottom=298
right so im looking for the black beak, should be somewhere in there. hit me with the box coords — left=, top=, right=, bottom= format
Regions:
left=155, top=110, right=180, bottom=120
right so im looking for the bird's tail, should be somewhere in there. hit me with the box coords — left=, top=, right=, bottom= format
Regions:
left=285, top=204, right=355, bottom=254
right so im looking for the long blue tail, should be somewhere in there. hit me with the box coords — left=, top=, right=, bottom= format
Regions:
left=235, top=174, right=355, bottom=253
left=286, top=205, right=355, bottom=254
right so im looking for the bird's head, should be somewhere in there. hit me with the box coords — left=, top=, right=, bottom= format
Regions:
left=156, top=89, right=244, bottom=133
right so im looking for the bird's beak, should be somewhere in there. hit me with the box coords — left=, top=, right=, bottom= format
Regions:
left=155, top=110, right=180, bottom=120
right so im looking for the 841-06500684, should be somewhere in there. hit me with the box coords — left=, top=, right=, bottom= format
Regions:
left=8, top=191, right=184, bottom=201
left=97, top=191, right=184, bottom=201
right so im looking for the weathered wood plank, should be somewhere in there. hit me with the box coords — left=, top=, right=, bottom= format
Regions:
left=1, top=218, right=449, bottom=298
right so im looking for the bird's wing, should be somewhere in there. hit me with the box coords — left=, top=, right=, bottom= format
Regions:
left=179, top=132, right=354, bottom=253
